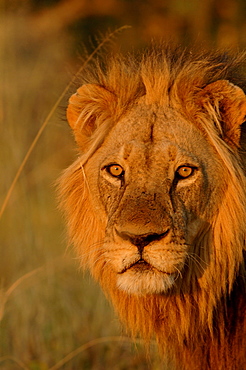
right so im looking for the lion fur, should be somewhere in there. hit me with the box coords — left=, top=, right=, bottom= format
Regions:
left=59, top=46, right=246, bottom=369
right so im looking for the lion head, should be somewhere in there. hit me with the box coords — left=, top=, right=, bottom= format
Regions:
left=59, top=47, right=246, bottom=369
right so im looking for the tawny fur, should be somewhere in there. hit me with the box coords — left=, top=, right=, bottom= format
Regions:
left=58, top=47, right=246, bottom=370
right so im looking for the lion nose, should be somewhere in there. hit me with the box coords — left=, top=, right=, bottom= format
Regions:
left=116, top=229, right=169, bottom=252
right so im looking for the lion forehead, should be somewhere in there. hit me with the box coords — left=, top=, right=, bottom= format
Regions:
left=109, top=104, right=192, bottom=144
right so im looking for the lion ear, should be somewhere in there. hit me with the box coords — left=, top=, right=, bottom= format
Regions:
left=67, top=84, right=116, bottom=150
left=197, top=80, right=246, bottom=146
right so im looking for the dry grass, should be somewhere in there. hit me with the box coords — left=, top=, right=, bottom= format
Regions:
left=0, top=6, right=165, bottom=370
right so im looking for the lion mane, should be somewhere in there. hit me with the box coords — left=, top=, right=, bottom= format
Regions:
left=59, top=47, right=246, bottom=369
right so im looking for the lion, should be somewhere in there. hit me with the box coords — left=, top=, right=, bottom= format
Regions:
left=58, top=46, right=246, bottom=369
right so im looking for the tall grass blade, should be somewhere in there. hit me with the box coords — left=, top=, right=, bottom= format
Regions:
left=49, top=336, right=144, bottom=370
left=0, top=25, right=130, bottom=219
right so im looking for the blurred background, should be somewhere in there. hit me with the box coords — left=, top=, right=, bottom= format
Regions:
left=1, top=0, right=246, bottom=369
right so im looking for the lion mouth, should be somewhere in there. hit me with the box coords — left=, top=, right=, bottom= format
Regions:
left=131, top=259, right=152, bottom=270
left=119, top=259, right=151, bottom=274
left=119, top=259, right=167, bottom=274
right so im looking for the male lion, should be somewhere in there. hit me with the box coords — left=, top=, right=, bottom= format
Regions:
left=59, top=47, right=246, bottom=369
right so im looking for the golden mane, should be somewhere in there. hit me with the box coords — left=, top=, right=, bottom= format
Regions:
left=59, top=47, right=246, bottom=369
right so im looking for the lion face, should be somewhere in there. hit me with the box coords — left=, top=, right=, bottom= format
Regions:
left=85, top=103, right=223, bottom=295
left=62, top=54, right=246, bottom=300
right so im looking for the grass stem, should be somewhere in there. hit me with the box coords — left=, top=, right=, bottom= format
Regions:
left=0, top=25, right=130, bottom=219
left=49, top=336, right=144, bottom=370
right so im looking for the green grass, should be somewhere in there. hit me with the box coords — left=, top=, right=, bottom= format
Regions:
left=0, top=8, right=165, bottom=370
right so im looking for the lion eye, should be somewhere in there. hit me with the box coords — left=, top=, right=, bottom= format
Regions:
left=176, top=166, right=194, bottom=179
left=106, top=164, right=124, bottom=178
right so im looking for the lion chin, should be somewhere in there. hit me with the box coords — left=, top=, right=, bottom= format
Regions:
left=116, top=262, right=176, bottom=295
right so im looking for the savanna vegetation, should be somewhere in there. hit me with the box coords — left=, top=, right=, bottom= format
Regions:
left=1, top=0, right=246, bottom=368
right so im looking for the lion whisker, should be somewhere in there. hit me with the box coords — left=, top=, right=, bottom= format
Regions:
left=187, top=253, right=207, bottom=274
left=173, top=265, right=183, bottom=281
